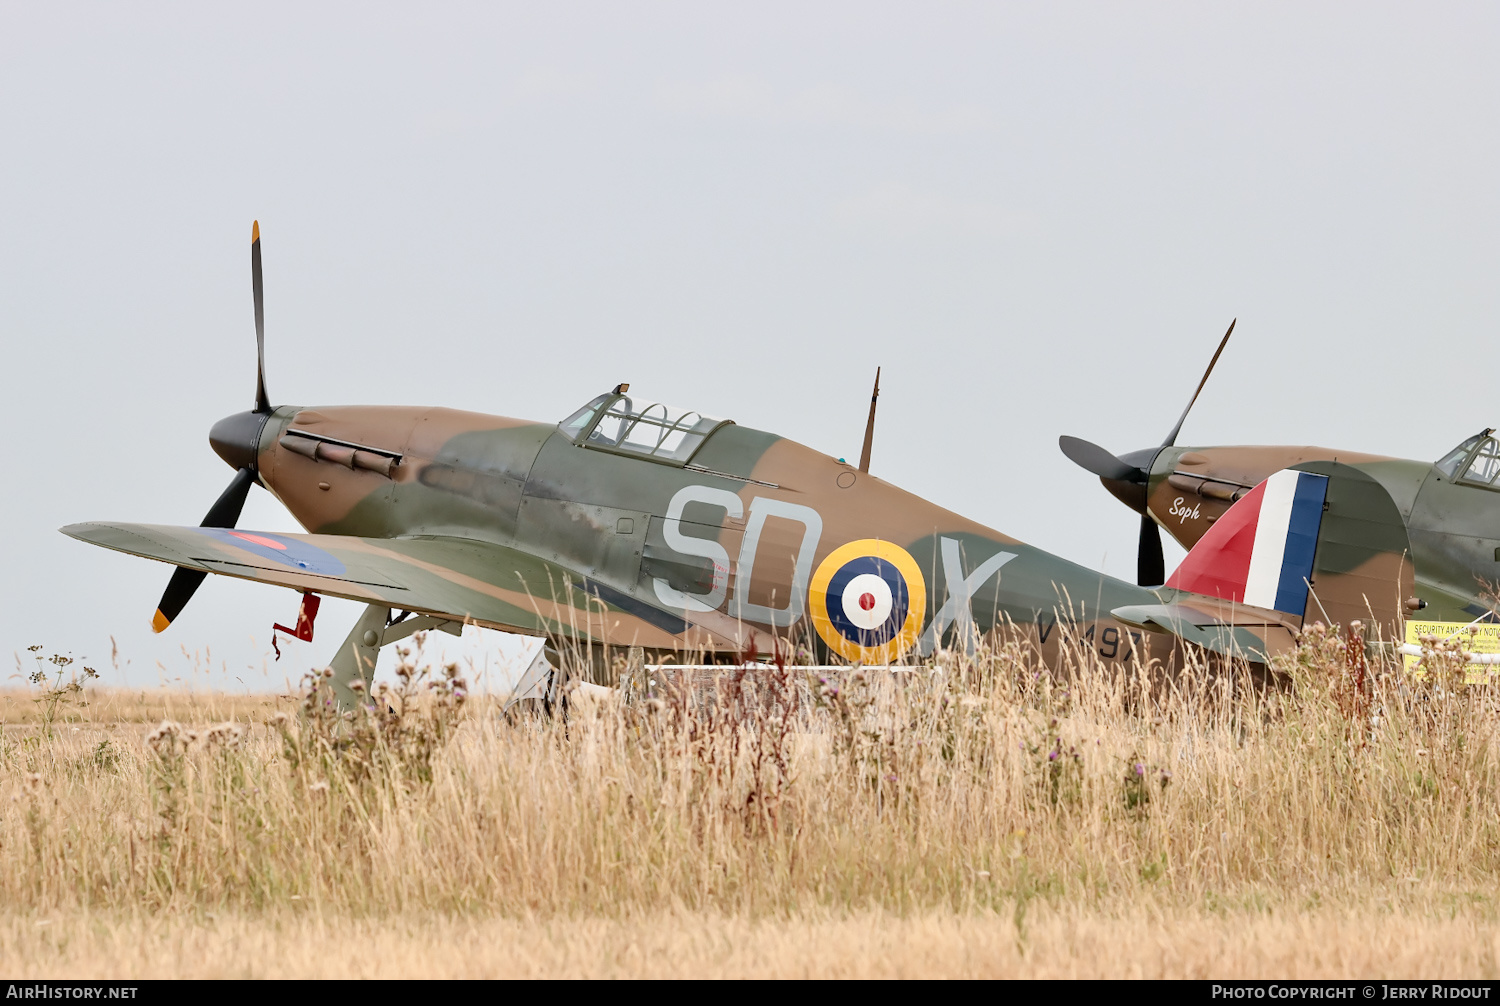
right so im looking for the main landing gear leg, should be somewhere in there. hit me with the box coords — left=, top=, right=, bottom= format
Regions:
left=327, top=603, right=464, bottom=712
left=501, top=643, right=566, bottom=716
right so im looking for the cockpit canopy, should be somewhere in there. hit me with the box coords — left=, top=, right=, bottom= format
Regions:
left=1436, top=429, right=1500, bottom=488
left=560, top=388, right=732, bottom=465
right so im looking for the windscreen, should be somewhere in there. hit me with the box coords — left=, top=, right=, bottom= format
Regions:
left=587, top=396, right=726, bottom=462
left=1436, top=434, right=1486, bottom=478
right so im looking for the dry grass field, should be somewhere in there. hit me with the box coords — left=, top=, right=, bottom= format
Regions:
left=4, top=628, right=1500, bottom=978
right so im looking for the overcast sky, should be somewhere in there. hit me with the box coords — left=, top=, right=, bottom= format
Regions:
left=4, top=3, right=1498, bottom=691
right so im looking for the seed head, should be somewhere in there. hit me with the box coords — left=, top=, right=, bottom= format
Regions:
left=146, top=720, right=184, bottom=752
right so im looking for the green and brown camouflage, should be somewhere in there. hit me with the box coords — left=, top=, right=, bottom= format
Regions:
left=67, top=380, right=1426, bottom=693
left=67, top=389, right=1198, bottom=675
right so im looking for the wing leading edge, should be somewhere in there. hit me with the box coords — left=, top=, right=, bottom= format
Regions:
left=61, top=522, right=743, bottom=653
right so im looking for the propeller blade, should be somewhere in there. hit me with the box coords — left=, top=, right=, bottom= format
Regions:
left=1161, top=318, right=1235, bottom=448
left=153, top=568, right=208, bottom=634
left=252, top=221, right=270, bottom=415
left=201, top=465, right=255, bottom=528
left=151, top=467, right=255, bottom=633
left=858, top=366, right=880, bottom=473
left=1059, top=435, right=1143, bottom=482
left=1137, top=513, right=1166, bottom=587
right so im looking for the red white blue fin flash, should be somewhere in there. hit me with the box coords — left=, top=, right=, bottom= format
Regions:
left=1167, top=468, right=1328, bottom=616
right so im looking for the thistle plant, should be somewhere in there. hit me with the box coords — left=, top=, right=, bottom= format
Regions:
left=20, top=647, right=98, bottom=741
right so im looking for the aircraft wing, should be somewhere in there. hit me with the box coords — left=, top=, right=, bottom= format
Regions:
left=61, top=522, right=747, bottom=652
left=1111, top=597, right=1300, bottom=662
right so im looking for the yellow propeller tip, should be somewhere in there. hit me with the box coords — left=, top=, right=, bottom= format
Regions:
left=152, top=610, right=170, bottom=634
left=252, top=220, right=260, bottom=243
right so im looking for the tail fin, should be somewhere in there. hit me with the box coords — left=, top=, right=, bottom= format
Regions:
left=1170, top=461, right=1404, bottom=632
left=1166, top=468, right=1328, bottom=616
left=1113, top=462, right=1413, bottom=659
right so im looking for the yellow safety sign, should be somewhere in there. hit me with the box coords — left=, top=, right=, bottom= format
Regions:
left=1403, top=619, right=1500, bottom=684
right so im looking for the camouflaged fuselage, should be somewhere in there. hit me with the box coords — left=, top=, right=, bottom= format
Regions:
left=252, top=403, right=1194, bottom=667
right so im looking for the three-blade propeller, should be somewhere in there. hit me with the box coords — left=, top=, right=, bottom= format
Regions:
left=152, top=222, right=273, bottom=633
left=1058, top=319, right=1236, bottom=588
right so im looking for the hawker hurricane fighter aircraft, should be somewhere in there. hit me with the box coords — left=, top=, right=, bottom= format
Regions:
left=63, top=227, right=1421, bottom=707
left=1061, top=323, right=1500, bottom=622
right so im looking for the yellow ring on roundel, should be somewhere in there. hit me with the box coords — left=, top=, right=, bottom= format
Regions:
left=809, top=539, right=927, bottom=663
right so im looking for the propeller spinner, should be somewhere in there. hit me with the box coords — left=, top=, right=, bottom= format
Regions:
left=1058, top=319, right=1236, bottom=588
left=152, top=221, right=275, bottom=632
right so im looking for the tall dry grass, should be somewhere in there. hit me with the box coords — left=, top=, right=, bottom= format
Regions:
left=3, top=627, right=1499, bottom=976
